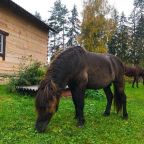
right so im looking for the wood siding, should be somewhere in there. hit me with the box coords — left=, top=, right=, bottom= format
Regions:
left=0, top=6, right=48, bottom=74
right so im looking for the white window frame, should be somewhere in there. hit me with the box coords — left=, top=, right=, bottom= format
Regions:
left=0, top=34, right=3, bottom=54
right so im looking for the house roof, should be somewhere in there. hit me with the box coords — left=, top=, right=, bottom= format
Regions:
left=0, top=0, right=56, bottom=32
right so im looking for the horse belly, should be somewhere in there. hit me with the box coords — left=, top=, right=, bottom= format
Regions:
left=87, top=75, right=114, bottom=89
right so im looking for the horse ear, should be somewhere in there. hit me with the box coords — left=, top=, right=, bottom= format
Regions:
left=50, top=80, right=57, bottom=92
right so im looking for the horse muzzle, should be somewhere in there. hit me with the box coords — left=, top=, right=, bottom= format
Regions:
left=35, top=120, right=49, bottom=133
left=35, top=113, right=53, bottom=133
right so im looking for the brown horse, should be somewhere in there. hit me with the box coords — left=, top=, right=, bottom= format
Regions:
left=124, top=65, right=144, bottom=88
left=35, top=46, right=128, bottom=133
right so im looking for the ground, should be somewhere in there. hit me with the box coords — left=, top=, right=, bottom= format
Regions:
left=0, top=83, right=144, bottom=144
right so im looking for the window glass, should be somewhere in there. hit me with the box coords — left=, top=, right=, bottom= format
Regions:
left=0, top=34, right=3, bottom=54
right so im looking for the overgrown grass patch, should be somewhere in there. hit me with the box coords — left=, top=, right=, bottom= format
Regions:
left=0, top=83, right=144, bottom=144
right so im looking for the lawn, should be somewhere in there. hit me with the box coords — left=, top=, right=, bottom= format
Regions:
left=0, top=83, right=144, bottom=144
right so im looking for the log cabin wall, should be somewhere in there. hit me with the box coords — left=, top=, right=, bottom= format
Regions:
left=0, top=6, right=48, bottom=75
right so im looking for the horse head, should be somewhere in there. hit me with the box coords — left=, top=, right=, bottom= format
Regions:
left=35, top=79, right=60, bottom=132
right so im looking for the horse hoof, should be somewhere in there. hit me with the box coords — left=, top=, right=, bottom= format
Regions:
left=103, top=112, right=110, bottom=117
left=123, top=114, right=128, bottom=120
left=77, top=121, right=84, bottom=128
left=77, top=123, right=84, bottom=128
left=77, top=124, right=84, bottom=128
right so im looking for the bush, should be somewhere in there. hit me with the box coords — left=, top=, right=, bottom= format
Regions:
left=7, top=60, right=47, bottom=92
left=85, top=89, right=104, bottom=100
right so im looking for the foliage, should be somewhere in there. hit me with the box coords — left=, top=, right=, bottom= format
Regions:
left=134, top=15, right=144, bottom=62
left=117, top=13, right=130, bottom=62
left=34, top=11, right=42, bottom=20
left=79, top=0, right=115, bottom=53
left=48, top=0, right=69, bottom=53
left=127, top=0, right=144, bottom=64
left=85, top=89, right=104, bottom=100
left=108, top=12, right=130, bottom=63
left=0, top=83, right=144, bottom=143
left=66, top=5, right=81, bottom=47
left=7, top=58, right=46, bottom=92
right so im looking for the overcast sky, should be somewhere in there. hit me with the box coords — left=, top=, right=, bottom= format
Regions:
left=12, top=0, right=134, bottom=21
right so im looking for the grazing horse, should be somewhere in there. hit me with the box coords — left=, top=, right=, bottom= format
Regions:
left=124, top=66, right=144, bottom=88
left=35, top=46, right=128, bottom=133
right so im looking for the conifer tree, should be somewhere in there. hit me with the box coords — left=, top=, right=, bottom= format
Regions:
left=108, top=9, right=119, bottom=55
left=116, top=12, right=130, bottom=62
left=35, top=11, right=42, bottom=20
left=66, top=5, right=81, bottom=46
left=48, top=0, right=68, bottom=54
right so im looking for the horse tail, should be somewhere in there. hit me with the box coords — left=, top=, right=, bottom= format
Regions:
left=113, top=82, right=123, bottom=113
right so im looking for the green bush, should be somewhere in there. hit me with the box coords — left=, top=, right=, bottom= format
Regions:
left=85, top=89, right=104, bottom=100
left=7, top=61, right=47, bottom=92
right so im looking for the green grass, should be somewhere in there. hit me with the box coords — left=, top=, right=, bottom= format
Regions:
left=0, top=83, right=144, bottom=144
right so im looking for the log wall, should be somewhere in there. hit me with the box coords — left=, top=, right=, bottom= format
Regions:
left=0, top=6, right=48, bottom=74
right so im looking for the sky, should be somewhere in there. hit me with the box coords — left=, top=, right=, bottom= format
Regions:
left=12, top=0, right=134, bottom=21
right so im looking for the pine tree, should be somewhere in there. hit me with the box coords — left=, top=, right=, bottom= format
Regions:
left=128, top=8, right=139, bottom=64
left=108, top=9, right=119, bottom=55
left=134, top=0, right=144, bottom=15
left=108, top=12, right=130, bottom=62
left=35, top=11, right=42, bottom=20
left=128, top=0, right=144, bottom=64
left=48, top=0, right=69, bottom=54
left=66, top=5, right=81, bottom=46
left=116, top=12, right=130, bottom=62
left=135, top=15, right=144, bottom=62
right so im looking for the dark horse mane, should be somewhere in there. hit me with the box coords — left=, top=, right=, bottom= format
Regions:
left=48, top=46, right=86, bottom=88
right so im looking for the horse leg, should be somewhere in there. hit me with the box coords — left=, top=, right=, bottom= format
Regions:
left=68, top=84, right=78, bottom=119
left=132, top=77, right=136, bottom=88
left=69, top=84, right=85, bottom=127
left=114, top=81, right=128, bottom=119
left=103, top=86, right=113, bottom=116
left=136, top=76, right=139, bottom=88
left=73, top=88, right=85, bottom=127
left=122, top=92, right=128, bottom=119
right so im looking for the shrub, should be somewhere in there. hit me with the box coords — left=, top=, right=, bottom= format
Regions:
left=7, top=59, right=47, bottom=92
left=85, top=89, right=104, bottom=100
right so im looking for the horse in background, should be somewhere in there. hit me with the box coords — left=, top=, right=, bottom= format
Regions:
left=35, top=46, right=128, bottom=133
left=124, top=65, right=144, bottom=88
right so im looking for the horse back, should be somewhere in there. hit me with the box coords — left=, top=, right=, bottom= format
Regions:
left=85, top=53, right=124, bottom=89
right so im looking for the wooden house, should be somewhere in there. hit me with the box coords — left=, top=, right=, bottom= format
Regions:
left=0, top=0, right=54, bottom=76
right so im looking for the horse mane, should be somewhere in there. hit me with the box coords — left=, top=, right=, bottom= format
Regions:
left=50, top=48, right=64, bottom=63
left=35, top=78, right=58, bottom=110
left=47, top=46, right=86, bottom=84
left=51, top=46, right=86, bottom=64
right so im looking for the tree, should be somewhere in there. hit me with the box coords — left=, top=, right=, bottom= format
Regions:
left=79, top=0, right=114, bottom=53
left=35, top=11, right=42, bottom=20
left=116, top=12, right=130, bottom=62
left=134, top=0, right=144, bottom=15
left=128, top=0, right=144, bottom=64
left=48, top=0, right=69, bottom=54
left=135, top=15, right=144, bottom=62
left=66, top=5, right=81, bottom=46
left=108, top=12, right=130, bottom=62
left=108, top=9, right=119, bottom=55
left=128, top=7, right=140, bottom=64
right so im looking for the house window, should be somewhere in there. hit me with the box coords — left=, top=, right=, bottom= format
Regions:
left=0, top=30, right=9, bottom=60
left=0, top=34, right=4, bottom=54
